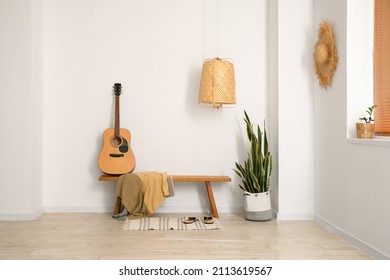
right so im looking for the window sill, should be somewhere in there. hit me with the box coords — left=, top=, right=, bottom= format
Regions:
left=347, top=137, right=390, bottom=147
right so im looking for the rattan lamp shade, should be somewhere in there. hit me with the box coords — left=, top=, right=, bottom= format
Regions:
left=198, top=58, right=236, bottom=108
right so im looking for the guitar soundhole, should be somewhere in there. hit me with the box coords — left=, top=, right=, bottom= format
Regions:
left=111, top=136, right=122, bottom=147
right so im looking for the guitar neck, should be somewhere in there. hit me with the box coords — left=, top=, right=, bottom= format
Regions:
left=114, top=95, right=120, bottom=136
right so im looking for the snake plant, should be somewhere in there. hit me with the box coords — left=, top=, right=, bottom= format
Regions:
left=234, top=111, right=272, bottom=193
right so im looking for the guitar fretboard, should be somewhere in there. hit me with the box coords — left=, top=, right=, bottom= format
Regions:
left=114, top=95, right=120, bottom=136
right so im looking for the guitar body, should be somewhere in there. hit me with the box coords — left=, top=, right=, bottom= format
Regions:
left=98, top=128, right=135, bottom=175
left=98, top=83, right=136, bottom=175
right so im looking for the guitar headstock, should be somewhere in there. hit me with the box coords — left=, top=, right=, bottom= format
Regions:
left=113, top=83, right=122, bottom=96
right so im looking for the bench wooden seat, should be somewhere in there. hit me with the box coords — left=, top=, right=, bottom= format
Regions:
left=99, top=174, right=231, bottom=218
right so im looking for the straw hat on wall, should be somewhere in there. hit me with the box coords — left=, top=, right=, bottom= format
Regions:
left=314, top=20, right=338, bottom=89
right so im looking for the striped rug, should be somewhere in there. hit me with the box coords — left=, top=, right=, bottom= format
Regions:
left=123, top=216, right=222, bottom=230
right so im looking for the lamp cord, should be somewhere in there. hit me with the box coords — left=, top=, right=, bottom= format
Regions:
left=217, top=0, right=219, bottom=58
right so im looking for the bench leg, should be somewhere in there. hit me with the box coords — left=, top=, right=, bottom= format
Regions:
left=113, top=197, right=122, bottom=215
left=205, top=181, right=219, bottom=218
left=113, top=182, right=220, bottom=218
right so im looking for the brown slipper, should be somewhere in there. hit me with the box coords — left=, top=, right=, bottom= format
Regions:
left=183, top=217, right=199, bottom=224
left=203, top=216, right=214, bottom=224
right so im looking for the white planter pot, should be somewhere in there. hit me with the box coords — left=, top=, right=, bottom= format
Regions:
left=244, top=191, right=273, bottom=221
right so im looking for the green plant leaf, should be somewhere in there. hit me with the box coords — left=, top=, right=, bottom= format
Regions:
left=234, top=111, right=272, bottom=193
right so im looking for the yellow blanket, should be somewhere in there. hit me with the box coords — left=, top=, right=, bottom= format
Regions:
left=115, top=172, right=172, bottom=219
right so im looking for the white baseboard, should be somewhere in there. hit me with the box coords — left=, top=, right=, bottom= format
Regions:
left=155, top=206, right=210, bottom=214
left=1, top=206, right=243, bottom=219
left=156, top=205, right=243, bottom=214
left=44, top=206, right=113, bottom=213
left=276, top=212, right=314, bottom=220
left=43, top=206, right=241, bottom=214
left=0, top=207, right=44, bottom=221
left=314, top=214, right=389, bottom=260
left=43, top=206, right=243, bottom=214
left=32, top=207, right=45, bottom=219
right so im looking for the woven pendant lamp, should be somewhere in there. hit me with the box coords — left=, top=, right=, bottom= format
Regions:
left=198, top=57, right=236, bottom=108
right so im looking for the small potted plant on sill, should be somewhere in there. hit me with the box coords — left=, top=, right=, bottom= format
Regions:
left=356, top=105, right=377, bottom=139
left=233, top=111, right=273, bottom=221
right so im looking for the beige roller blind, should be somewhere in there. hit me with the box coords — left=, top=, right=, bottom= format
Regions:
left=374, top=0, right=390, bottom=135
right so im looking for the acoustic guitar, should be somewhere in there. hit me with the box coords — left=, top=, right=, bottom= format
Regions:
left=98, top=83, right=135, bottom=175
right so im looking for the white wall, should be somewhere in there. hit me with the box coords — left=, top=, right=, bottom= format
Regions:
left=346, top=0, right=374, bottom=137
left=268, top=0, right=279, bottom=213
left=314, top=0, right=390, bottom=259
left=0, top=0, right=316, bottom=221
left=2, top=0, right=389, bottom=259
left=31, top=0, right=44, bottom=219
left=41, top=0, right=269, bottom=213
left=0, top=0, right=43, bottom=220
left=275, top=0, right=315, bottom=220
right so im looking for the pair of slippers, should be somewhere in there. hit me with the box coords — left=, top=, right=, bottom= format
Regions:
left=112, top=208, right=128, bottom=221
left=183, top=216, right=214, bottom=224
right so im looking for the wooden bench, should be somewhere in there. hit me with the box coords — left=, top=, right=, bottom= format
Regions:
left=99, top=174, right=231, bottom=218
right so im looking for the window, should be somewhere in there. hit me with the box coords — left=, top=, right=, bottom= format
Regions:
left=374, top=0, right=390, bottom=135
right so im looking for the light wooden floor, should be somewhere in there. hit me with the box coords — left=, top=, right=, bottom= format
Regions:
left=0, top=213, right=372, bottom=260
